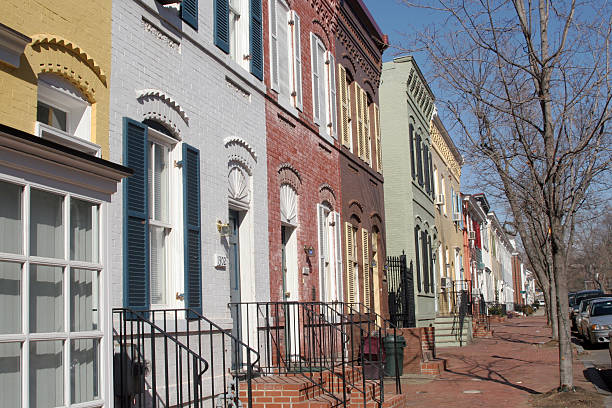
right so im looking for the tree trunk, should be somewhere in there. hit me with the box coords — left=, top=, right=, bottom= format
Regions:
left=555, top=267, right=573, bottom=390
left=549, top=276, right=559, bottom=341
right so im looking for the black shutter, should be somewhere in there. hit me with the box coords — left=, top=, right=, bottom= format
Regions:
left=409, top=124, right=415, bottom=179
left=183, top=144, right=203, bottom=318
left=249, top=0, right=263, bottom=80
left=181, top=0, right=198, bottom=30
left=123, top=118, right=149, bottom=317
left=214, top=0, right=230, bottom=53
left=414, top=226, right=421, bottom=292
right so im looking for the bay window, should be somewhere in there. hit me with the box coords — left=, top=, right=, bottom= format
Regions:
left=0, top=179, right=103, bottom=407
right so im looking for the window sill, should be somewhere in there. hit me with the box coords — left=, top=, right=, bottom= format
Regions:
left=36, top=122, right=101, bottom=157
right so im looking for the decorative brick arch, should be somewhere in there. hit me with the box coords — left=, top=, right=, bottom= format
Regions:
left=29, top=34, right=107, bottom=103
left=318, top=183, right=336, bottom=208
left=224, top=136, right=258, bottom=175
left=137, top=89, right=189, bottom=139
left=349, top=199, right=364, bottom=215
left=278, top=163, right=302, bottom=194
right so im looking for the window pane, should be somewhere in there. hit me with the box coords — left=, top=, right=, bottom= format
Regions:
left=37, top=101, right=67, bottom=132
left=0, top=342, right=21, bottom=408
left=30, top=189, right=64, bottom=259
left=0, top=180, right=22, bottom=254
left=70, top=269, right=99, bottom=331
left=71, top=339, right=99, bottom=404
left=154, top=143, right=169, bottom=222
left=30, top=265, right=63, bottom=333
left=29, top=340, right=63, bottom=408
left=0, top=261, right=21, bottom=334
left=70, top=198, right=99, bottom=262
left=150, top=225, right=167, bottom=305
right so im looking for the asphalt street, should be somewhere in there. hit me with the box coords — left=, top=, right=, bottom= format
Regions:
left=573, top=330, right=612, bottom=406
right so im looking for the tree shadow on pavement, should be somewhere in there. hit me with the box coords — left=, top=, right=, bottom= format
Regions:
left=441, top=353, right=541, bottom=394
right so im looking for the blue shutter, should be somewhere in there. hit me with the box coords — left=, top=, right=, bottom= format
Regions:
left=214, top=0, right=230, bottom=54
left=183, top=144, right=202, bottom=318
left=181, top=0, right=198, bottom=30
left=122, top=118, right=149, bottom=318
left=249, top=0, right=263, bottom=80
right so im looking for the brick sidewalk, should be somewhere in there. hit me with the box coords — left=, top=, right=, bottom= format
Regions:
left=387, top=315, right=594, bottom=407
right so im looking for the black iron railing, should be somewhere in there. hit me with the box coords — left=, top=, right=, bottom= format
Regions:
left=113, top=308, right=258, bottom=408
left=228, top=302, right=403, bottom=407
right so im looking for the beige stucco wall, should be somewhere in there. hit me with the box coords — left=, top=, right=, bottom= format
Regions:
left=430, top=117, right=463, bottom=315
left=0, top=0, right=111, bottom=158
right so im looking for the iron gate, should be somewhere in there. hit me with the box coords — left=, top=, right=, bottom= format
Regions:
left=386, top=252, right=416, bottom=328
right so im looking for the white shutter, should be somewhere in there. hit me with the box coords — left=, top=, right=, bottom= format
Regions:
left=339, top=64, right=350, bottom=147
left=317, top=41, right=327, bottom=130
left=317, top=204, right=328, bottom=300
left=334, top=211, right=343, bottom=302
left=291, top=11, right=302, bottom=110
left=278, top=1, right=290, bottom=97
left=363, top=92, right=371, bottom=164
left=269, top=0, right=279, bottom=91
left=355, top=83, right=364, bottom=159
left=311, top=34, right=320, bottom=124
left=328, top=51, right=337, bottom=138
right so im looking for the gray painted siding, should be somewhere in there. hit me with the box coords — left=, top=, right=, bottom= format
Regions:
left=109, top=0, right=270, bottom=324
left=380, top=58, right=436, bottom=327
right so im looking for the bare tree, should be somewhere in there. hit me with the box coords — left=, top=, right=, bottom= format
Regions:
left=401, top=0, right=612, bottom=391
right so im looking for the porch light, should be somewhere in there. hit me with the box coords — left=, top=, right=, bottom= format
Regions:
left=217, top=220, right=230, bottom=236
left=304, top=245, right=314, bottom=257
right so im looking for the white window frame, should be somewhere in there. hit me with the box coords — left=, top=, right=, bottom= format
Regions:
left=0, top=175, right=106, bottom=408
left=229, top=0, right=250, bottom=71
left=147, top=128, right=184, bottom=309
left=36, top=76, right=100, bottom=157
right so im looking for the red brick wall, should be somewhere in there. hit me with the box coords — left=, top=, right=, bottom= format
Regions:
left=264, top=0, right=342, bottom=302
left=398, top=327, right=436, bottom=374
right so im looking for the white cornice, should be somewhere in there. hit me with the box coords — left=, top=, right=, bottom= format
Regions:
left=0, top=23, right=31, bottom=68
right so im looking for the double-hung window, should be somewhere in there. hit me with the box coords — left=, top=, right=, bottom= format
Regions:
left=310, top=34, right=336, bottom=138
left=269, top=1, right=302, bottom=110
left=214, top=0, right=264, bottom=79
left=147, top=128, right=176, bottom=306
left=0, top=179, right=103, bottom=407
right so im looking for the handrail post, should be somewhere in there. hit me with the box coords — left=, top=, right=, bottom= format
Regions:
left=247, top=350, right=253, bottom=408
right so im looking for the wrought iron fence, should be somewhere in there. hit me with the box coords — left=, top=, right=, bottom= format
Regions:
left=386, top=253, right=416, bottom=328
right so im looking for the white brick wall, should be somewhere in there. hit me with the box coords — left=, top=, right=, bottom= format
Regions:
left=109, top=0, right=270, bottom=323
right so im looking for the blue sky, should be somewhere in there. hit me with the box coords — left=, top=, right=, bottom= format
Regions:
left=362, top=0, right=482, bottom=192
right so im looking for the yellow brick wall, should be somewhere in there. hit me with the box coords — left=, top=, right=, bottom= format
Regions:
left=0, top=0, right=112, bottom=158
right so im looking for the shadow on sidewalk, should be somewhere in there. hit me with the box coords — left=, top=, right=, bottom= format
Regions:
left=441, top=354, right=541, bottom=395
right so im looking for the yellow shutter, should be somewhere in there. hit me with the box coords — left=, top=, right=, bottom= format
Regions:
left=363, top=92, right=371, bottom=165
left=374, top=104, right=382, bottom=173
left=345, top=222, right=356, bottom=304
left=362, top=228, right=370, bottom=308
left=339, top=64, right=351, bottom=148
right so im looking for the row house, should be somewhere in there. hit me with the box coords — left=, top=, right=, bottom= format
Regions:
left=263, top=0, right=342, bottom=308
left=462, top=194, right=488, bottom=302
left=487, top=211, right=515, bottom=309
left=0, top=0, right=400, bottom=406
left=511, top=240, right=535, bottom=307
left=430, top=110, right=463, bottom=316
left=0, top=2, right=130, bottom=406
left=380, top=56, right=437, bottom=328
left=335, top=0, right=388, bottom=316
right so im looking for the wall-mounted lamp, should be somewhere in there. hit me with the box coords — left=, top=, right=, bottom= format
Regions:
left=304, top=245, right=314, bottom=257
left=217, top=220, right=230, bottom=237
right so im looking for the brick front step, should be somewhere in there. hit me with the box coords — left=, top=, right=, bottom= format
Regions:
left=421, top=359, right=446, bottom=376
left=241, top=366, right=398, bottom=408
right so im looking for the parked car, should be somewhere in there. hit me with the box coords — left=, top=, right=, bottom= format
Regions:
left=571, top=290, right=604, bottom=330
left=577, top=297, right=612, bottom=338
left=582, top=299, right=612, bottom=346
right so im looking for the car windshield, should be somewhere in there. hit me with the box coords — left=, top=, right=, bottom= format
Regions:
left=591, top=302, right=612, bottom=317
